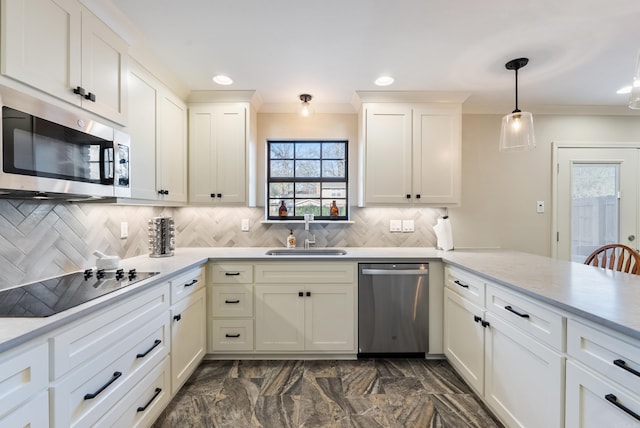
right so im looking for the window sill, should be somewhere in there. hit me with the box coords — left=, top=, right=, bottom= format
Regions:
left=260, top=220, right=354, bottom=224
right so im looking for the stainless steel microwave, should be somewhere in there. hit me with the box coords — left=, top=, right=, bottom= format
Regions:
left=0, top=86, right=130, bottom=200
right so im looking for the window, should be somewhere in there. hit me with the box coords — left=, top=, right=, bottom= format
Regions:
left=267, top=140, right=348, bottom=220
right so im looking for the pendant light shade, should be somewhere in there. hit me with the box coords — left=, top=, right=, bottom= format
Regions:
left=629, top=51, right=640, bottom=109
left=499, top=58, right=535, bottom=152
left=299, top=94, right=313, bottom=117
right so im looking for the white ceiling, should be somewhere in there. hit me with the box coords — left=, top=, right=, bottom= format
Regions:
left=96, top=0, right=640, bottom=113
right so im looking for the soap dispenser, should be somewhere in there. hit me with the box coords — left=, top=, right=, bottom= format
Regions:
left=287, top=229, right=296, bottom=248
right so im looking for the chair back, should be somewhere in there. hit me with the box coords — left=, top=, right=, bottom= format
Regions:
left=584, top=244, right=640, bottom=274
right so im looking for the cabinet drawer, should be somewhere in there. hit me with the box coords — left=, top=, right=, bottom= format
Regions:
left=210, top=263, right=253, bottom=284
left=170, top=266, right=205, bottom=304
left=209, top=319, right=254, bottom=352
left=210, top=285, right=253, bottom=317
left=566, top=360, right=640, bottom=427
left=0, top=341, right=48, bottom=418
left=0, top=389, right=48, bottom=428
left=51, top=311, right=169, bottom=427
left=486, top=283, right=565, bottom=351
left=97, top=356, right=170, bottom=428
left=568, top=318, right=640, bottom=395
left=255, top=262, right=356, bottom=284
left=444, top=266, right=485, bottom=306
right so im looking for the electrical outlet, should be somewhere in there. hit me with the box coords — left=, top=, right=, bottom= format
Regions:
left=120, top=222, right=128, bottom=239
left=241, top=218, right=250, bottom=232
left=402, top=220, right=415, bottom=232
left=536, top=201, right=545, bottom=213
left=390, top=220, right=402, bottom=232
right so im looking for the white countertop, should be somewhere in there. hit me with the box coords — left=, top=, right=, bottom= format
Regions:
left=1, top=246, right=639, bottom=353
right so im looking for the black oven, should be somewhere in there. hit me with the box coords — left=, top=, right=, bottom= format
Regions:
left=0, top=86, right=130, bottom=199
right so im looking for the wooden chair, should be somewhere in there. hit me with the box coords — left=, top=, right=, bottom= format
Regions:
left=584, top=244, right=640, bottom=274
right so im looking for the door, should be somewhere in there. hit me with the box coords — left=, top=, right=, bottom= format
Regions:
left=556, top=147, right=638, bottom=262
left=305, top=285, right=355, bottom=352
left=255, top=285, right=305, bottom=351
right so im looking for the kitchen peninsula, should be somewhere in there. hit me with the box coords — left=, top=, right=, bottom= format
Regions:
left=1, top=247, right=639, bottom=427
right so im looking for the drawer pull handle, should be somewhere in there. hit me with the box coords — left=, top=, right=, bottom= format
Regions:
left=225, top=299, right=241, bottom=304
left=185, top=279, right=198, bottom=287
left=473, top=315, right=482, bottom=323
left=614, top=359, right=640, bottom=378
left=136, top=339, right=162, bottom=359
left=173, top=314, right=181, bottom=322
left=137, top=388, right=162, bottom=412
left=225, top=272, right=241, bottom=276
left=504, top=305, right=530, bottom=319
left=454, top=280, right=469, bottom=289
left=605, top=393, right=640, bottom=421
left=84, top=371, right=122, bottom=400
left=225, top=333, right=241, bottom=338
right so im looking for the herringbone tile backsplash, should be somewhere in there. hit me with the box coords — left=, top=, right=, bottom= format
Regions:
left=0, top=200, right=442, bottom=289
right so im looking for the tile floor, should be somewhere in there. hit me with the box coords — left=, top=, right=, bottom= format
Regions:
left=152, top=358, right=504, bottom=428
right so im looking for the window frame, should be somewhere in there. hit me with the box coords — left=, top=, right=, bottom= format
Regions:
left=266, top=140, right=349, bottom=220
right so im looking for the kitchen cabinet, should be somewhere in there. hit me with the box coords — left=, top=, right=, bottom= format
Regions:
left=208, top=263, right=255, bottom=352
left=254, top=262, right=357, bottom=353
left=188, top=103, right=248, bottom=204
left=0, top=340, right=48, bottom=427
left=360, top=103, right=461, bottom=206
left=128, top=60, right=188, bottom=204
left=566, top=318, right=640, bottom=427
left=444, top=265, right=565, bottom=428
left=1, top=0, right=128, bottom=124
left=169, top=267, right=206, bottom=395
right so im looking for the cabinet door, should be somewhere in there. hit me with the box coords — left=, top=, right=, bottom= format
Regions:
left=363, top=104, right=412, bottom=204
left=80, top=8, right=128, bottom=124
left=485, top=313, right=564, bottom=428
left=189, top=104, right=247, bottom=204
left=1, top=0, right=81, bottom=104
left=443, top=288, right=485, bottom=394
left=412, top=105, right=461, bottom=205
left=255, top=286, right=305, bottom=351
left=158, top=91, right=187, bottom=203
left=128, top=64, right=159, bottom=200
left=171, top=288, right=206, bottom=395
left=305, top=285, right=355, bottom=352
left=566, top=360, right=640, bottom=428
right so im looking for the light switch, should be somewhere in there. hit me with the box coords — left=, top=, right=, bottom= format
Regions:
left=120, top=222, right=128, bottom=239
left=241, top=218, right=250, bottom=232
left=390, top=220, right=402, bottom=232
left=402, top=220, right=415, bottom=232
left=536, top=201, right=545, bottom=213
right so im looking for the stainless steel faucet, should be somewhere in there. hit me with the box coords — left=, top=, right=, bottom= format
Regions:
left=304, top=213, right=316, bottom=249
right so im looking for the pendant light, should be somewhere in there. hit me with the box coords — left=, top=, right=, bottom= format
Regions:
left=499, top=58, right=536, bottom=151
left=299, top=94, right=313, bottom=117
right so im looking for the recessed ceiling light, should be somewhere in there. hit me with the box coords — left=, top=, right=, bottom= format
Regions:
left=213, top=75, right=233, bottom=85
left=617, top=85, right=632, bottom=94
left=374, top=76, right=394, bottom=86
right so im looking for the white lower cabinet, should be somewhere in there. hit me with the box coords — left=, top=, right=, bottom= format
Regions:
left=169, top=268, right=206, bottom=395
left=0, top=390, right=49, bottom=427
left=444, top=265, right=566, bottom=428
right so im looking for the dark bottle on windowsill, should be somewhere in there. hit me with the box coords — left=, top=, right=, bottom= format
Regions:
left=279, top=201, right=288, bottom=218
left=330, top=200, right=339, bottom=219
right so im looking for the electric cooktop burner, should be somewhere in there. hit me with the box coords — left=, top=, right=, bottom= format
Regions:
left=0, top=268, right=159, bottom=317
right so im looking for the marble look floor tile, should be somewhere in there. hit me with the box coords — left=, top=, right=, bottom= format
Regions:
left=299, top=377, right=349, bottom=427
left=254, top=394, right=300, bottom=428
left=431, top=393, right=503, bottom=428
left=374, top=358, right=416, bottom=378
left=408, top=359, right=473, bottom=394
left=260, top=360, right=304, bottom=396
left=339, top=361, right=382, bottom=396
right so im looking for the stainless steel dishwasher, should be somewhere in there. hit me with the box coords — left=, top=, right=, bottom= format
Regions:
left=358, top=263, right=429, bottom=357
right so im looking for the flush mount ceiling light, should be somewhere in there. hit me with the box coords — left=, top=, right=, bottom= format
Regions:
left=499, top=58, right=536, bottom=152
left=212, top=75, right=233, bottom=85
left=299, top=94, right=313, bottom=117
left=629, top=51, right=640, bottom=109
left=374, top=76, right=395, bottom=86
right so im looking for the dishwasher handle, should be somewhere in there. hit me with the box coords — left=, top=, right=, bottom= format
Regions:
left=361, top=268, right=429, bottom=276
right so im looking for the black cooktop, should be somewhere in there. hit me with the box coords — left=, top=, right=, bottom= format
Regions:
left=0, top=269, right=158, bottom=317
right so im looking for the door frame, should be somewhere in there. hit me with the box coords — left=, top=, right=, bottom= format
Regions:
left=551, top=141, right=640, bottom=259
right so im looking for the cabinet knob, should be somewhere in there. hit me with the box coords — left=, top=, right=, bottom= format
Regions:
left=73, top=86, right=86, bottom=96
left=306, top=291, right=311, bottom=297
left=173, top=314, right=181, bottom=322
left=85, top=92, right=96, bottom=102
left=217, top=193, right=222, bottom=198
left=415, top=194, right=421, bottom=199
left=298, top=291, right=304, bottom=297
left=406, top=194, right=411, bottom=199
left=210, top=193, right=216, bottom=198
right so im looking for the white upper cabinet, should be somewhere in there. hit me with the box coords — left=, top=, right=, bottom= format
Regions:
left=127, top=61, right=187, bottom=204
left=1, top=0, right=128, bottom=124
left=360, top=102, right=461, bottom=206
left=188, top=103, right=248, bottom=204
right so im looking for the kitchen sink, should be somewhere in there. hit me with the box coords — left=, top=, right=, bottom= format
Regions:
left=265, top=248, right=348, bottom=256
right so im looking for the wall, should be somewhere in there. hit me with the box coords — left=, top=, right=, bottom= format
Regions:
left=2, top=112, right=640, bottom=289
left=451, top=114, right=640, bottom=256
